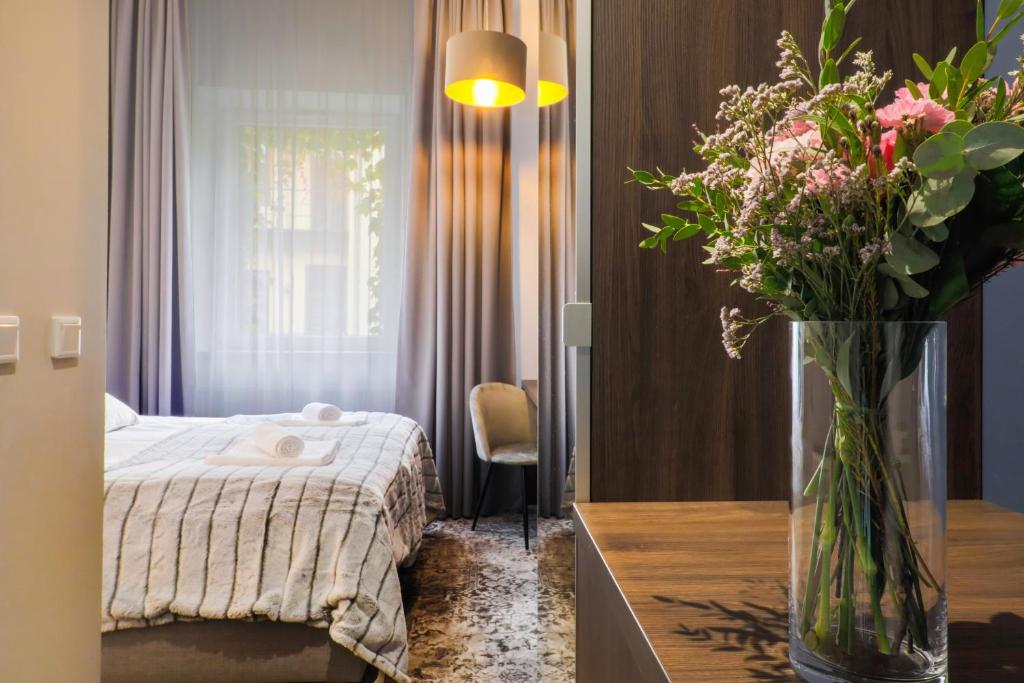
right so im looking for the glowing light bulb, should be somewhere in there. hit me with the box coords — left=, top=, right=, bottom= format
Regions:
left=471, top=79, right=500, bottom=106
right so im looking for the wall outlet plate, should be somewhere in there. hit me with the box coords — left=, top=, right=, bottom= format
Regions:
left=50, top=316, right=82, bottom=359
left=0, top=315, right=19, bottom=364
left=562, top=302, right=592, bottom=348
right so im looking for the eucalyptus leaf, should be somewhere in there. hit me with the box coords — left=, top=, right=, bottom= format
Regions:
left=941, top=120, right=973, bottom=137
left=963, top=121, right=1024, bottom=170
left=923, top=221, right=950, bottom=241
left=907, top=171, right=977, bottom=227
left=887, top=232, right=941, bottom=275
left=878, top=263, right=930, bottom=298
left=897, top=276, right=930, bottom=299
left=913, top=132, right=965, bottom=179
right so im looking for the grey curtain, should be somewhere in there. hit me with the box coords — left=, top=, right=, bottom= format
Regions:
left=107, top=0, right=193, bottom=415
left=397, top=0, right=517, bottom=518
left=538, top=0, right=576, bottom=516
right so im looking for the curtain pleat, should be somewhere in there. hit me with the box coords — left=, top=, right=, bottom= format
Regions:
left=538, top=0, right=576, bottom=517
left=108, top=0, right=193, bottom=415
left=397, top=0, right=518, bottom=518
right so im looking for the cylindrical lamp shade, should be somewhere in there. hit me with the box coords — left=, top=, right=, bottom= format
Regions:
left=445, top=30, right=527, bottom=108
left=538, top=32, right=569, bottom=106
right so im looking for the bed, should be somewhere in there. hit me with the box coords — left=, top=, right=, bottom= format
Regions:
left=102, top=412, right=444, bottom=683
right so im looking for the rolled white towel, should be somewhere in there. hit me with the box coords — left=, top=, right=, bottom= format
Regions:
left=252, top=424, right=304, bottom=459
left=301, top=402, right=342, bottom=423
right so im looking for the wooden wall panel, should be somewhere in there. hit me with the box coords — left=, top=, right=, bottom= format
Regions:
left=590, top=0, right=981, bottom=502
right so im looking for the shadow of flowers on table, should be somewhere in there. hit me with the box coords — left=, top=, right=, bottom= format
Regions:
left=949, top=612, right=1024, bottom=682
left=654, top=579, right=795, bottom=681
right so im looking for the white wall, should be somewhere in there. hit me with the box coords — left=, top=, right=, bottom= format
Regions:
left=983, top=0, right=1024, bottom=512
left=0, top=1, right=108, bottom=680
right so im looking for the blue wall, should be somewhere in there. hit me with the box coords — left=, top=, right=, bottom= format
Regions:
left=983, top=1, right=1024, bottom=511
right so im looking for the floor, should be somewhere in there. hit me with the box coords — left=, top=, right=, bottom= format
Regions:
left=401, top=514, right=576, bottom=682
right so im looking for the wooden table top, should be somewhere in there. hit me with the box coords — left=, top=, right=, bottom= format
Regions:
left=574, top=500, right=1024, bottom=682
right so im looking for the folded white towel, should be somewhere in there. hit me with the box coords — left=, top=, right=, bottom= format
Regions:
left=252, top=424, right=304, bottom=459
left=204, top=438, right=340, bottom=467
left=301, top=402, right=343, bottom=423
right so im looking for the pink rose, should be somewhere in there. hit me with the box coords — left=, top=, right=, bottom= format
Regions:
left=876, top=95, right=954, bottom=133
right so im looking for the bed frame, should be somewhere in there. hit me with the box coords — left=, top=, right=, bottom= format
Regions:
left=102, top=621, right=381, bottom=683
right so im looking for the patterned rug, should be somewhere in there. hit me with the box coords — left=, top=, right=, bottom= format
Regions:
left=401, top=514, right=576, bottom=682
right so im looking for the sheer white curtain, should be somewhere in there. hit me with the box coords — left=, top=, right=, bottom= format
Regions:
left=188, top=0, right=412, bottom=416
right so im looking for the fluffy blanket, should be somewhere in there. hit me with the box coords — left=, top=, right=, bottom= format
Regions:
left=103, top=412, right=444, bottom=683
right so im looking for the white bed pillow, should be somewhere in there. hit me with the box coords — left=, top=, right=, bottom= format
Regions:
left=105, top=393, right=139, bottom=433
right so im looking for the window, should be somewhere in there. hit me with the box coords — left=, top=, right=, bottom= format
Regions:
left=188, top=0, right=412, bottom=416
left=240, top=125, right=388, bottom=340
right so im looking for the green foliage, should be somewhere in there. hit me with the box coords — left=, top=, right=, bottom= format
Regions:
left=912, top=133, right=965, bottom=179
left=963, top=121, right=1024, bottom=169
left=908, top=172, right=977, bottom=227
left=886, top=232, right=939, bottom=275
left=959, top=41, right=991, bottom=84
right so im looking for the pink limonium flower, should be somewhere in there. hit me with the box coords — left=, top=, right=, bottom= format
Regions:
left=876, top=90, right=954, bottom=133
left=805, top=163, right=851, bottom=192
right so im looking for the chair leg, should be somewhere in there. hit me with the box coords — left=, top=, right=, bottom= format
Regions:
left=471, top=462, right=494, bottom=531
left=521, top=465, right=530, bottom=550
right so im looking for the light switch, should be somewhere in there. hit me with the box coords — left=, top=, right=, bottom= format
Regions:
left=50, top=316, right=82, bottom=359
left=0, top=316, right=19, bottom=364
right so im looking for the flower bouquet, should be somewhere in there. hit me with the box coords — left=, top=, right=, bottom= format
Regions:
left=630, top=1, right=1024, bottom=681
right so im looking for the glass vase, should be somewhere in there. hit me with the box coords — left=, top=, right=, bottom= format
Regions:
left=789, top=322, right=948, bottom=683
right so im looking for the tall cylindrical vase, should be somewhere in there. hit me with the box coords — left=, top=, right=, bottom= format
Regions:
left=789, top=322, right=948, bottom=683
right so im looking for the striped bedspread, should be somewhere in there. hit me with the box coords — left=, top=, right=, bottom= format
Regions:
left=103, top=412, right=444, bottom=683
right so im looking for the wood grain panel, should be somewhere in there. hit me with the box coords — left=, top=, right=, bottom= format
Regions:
left=575, top=501, right=1024, bottom=682
left=589, top=0, right=981, bottom=502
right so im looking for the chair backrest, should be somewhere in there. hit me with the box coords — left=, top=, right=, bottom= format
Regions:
left=468, top=382, right=535, bottom=462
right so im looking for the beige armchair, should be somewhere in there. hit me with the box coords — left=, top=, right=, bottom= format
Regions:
left=468, top=382, right=537, bottom=549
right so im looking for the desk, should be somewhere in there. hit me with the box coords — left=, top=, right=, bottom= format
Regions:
left=574, top=501, right=1024, bottom=682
